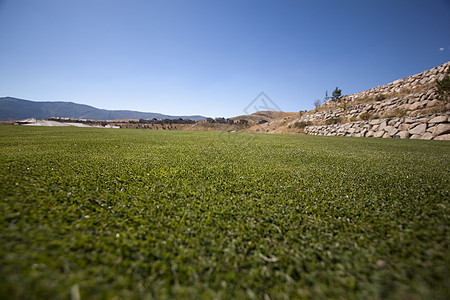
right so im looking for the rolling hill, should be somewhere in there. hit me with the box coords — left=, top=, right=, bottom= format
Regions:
left=0, top=97, right=206, bottom=121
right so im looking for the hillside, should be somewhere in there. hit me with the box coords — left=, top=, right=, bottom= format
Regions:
left=245, top=62, right=450, bottom=140
left=0, top=97, right=205, bottom=121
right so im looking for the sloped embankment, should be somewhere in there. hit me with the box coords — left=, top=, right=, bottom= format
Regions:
left=290, top=61, right=450, bottom=140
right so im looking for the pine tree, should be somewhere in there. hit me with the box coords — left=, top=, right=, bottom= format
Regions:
left=332, top=87, right=342, bottom=101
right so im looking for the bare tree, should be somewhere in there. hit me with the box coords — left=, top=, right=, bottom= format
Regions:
left=314, top=99, right=323, bottom=109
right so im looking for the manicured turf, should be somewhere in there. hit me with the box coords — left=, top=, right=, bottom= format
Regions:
left=0, top=126, right=449, bottom=299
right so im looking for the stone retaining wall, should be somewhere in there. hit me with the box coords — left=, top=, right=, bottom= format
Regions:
left=342, top=62, right=450, bottom=102
left=289, top=61, right=450, bottom=140
left=304, top=113, right=450, bottom=140
left=295, top=88, right=448, bottom=124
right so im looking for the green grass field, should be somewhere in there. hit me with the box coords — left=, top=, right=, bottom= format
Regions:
left=0, top=126, right=449, bottom=299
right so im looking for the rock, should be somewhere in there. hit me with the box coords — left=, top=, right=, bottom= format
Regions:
left=420, top=77, right=429, bottom=85
left=426, top=99, right=441, bottom=107
left=382, top=132, right=390, bottom=138
left=433, top=123, right=450, bottom=136
left=369, top=119, right=381, bottom=125
left=409, top=123, right=427, bottom=135
left=410, top=134, right=422, bottom=139
left=378, top=120, right=387, bottom=131
left=408, top=102, right=421, bottom=111
left=426, top=125, right=436, bottom=132
left=374, top=131, right=385, bottom=138
left=398, top=131, right=410, bottom=139
left=388, top=119, right=396, bottom=126
left=388, top=127, right=399, bottom=136
left=398, top=123, right=409, bottom=131
left=366, top=130, right=374, bottom=137
left=404, top=118, right=414, bottom=124
left=417, top=117, right=430, bottom=123
left=421, top=132, right=434, bottom=140
left=428, top=115, right=447, bottom=124
left=434, top=134, right=450, bottom=141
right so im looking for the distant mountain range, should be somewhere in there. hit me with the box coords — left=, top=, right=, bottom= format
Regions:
left=0, top=97, right=206, bottom=121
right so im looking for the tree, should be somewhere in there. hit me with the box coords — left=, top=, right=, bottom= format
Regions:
left=332, top=87, right=342, bottom=101
left=314, top=99, right=323, bottom=109
left=436, top=75, right=450, bottom=102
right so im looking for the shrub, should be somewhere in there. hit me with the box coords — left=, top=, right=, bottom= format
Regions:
left=375, top=94, right=387, bottom=101
left=383, top=109, right=407, bottom=118
left=359, top=112, right=372, bottom=121
left=293, top=121, right=312, bottom=129
left=436, top=75, right=450, bottom=102
left=325, top=117, right=343, bottom=125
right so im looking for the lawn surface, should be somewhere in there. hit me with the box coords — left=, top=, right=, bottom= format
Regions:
left=0, top=126, right=449, bottom=299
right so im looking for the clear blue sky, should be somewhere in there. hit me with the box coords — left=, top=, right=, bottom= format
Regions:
left=1, top=0, right=449, bottom=118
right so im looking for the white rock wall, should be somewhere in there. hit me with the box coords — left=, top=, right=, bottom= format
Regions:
left=342, top=62, right=450, bottom=102
left=304, top=113, right=450, bottom=140
left=290, top=61, right=450, bottom=140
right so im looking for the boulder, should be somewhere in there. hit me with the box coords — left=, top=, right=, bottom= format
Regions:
left=434, top=134, right=450, bottom=141
left=420, top=77, right=429, bottom=85
left=421, top=132, right=434, bottom=140
left=433, top=123, right=450, bottom=136
left=409, top=123, right=427, bottom=135
left=428, top=115, right=448, bottom=124
left=374, top=131, right=385, bottom=138
left=398, top=123, right=409, bottom=131
left=378, top=120, right=387, bottom=131
left=426, top=125, right=436, bottom=132
left=408, top=102, right=422, bottom=111
left=369, top=119, right=381, bottom=125
left=397, top=131, right=410, bottom=139
left=410, top=134, right=422, bottom=139
left=417, top=117, right=430, bottom=123
left=385, top=126, right=398, bottom=136
left=361, top=129, right=368, bottom=136
left=426, top=99, right=441, bottom=108
left=366, top=130, right=374, bottom=137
